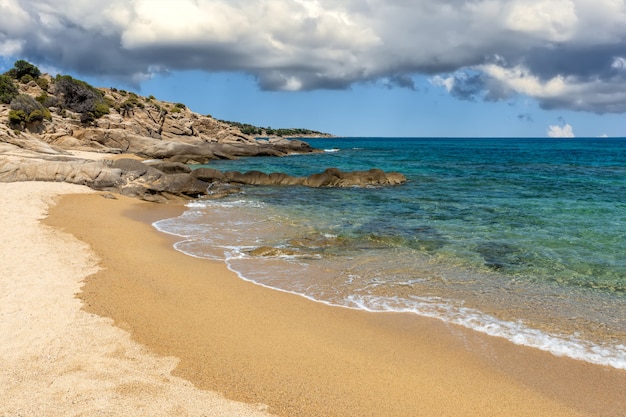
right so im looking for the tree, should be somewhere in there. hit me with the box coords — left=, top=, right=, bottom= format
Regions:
left=54, top=75, right=110, bottom=122
left=5, top=60, right=41, bottom=80
left=0, top=75, right=18, bottom=104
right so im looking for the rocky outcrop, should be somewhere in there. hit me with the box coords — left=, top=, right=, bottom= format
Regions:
left=2, top=77, right=321, bottom=163
left=0, top=151, right=406, bottom=202
left=1, top=76, right=407, bottom=202
left=193, top=167, right=407, bottom=189
left=0, top=152, right=211, bottom=203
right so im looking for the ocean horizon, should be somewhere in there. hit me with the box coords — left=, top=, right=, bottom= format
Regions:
left=154, top=137, right=626, bottom=370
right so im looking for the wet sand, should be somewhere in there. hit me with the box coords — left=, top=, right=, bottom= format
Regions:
left=45, top=192, right=626, bottom=417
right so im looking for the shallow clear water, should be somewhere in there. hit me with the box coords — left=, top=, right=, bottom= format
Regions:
left=154, top=138, right=626, bottom=369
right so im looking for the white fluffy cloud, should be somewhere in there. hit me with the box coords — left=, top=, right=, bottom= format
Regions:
left=547, top=124, right=576, bottom=138
left=2, top=0, right=626, bottom=113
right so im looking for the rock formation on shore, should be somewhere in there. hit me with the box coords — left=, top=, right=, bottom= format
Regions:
left=191, top=167, right=407, bottom=199
left=0, top=65, right=406, bottom=201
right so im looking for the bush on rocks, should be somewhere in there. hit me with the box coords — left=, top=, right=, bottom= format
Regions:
left=54, top=75, right=110, bottom=123
left=8, top=94, right=52, bottom=127
left=0, top=75, right=18, bottom=104
left=4, top=60, right=41, bottom=80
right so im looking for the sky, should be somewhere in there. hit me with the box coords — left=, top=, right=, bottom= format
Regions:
left=1, top=0, right=626, bottom=137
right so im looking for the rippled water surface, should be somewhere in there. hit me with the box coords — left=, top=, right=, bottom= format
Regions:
left=155, top=138, right=626, bottom=369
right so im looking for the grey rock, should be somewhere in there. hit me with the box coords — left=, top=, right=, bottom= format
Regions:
left=144, top=161, right=193, bottom=174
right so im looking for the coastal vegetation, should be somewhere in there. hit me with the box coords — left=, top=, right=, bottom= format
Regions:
left=53, top=75, right=110, bottom=123
left=4, top=59, right=41, bottom=81
left=8, top=94, right=51, bottom=127
left=2, top=60, right=110, bottom=124
left=219, top=119, right=331, bottom=137
left=2, top=60, right=327, bottom=137
left=0, top=75, right=18, bottom=104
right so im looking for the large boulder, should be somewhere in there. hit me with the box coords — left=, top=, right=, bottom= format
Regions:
left=109, top=158, right=209, bottom=199
left=0, top=155, right=210, bottom=202
left=0, top=158, right=124, bottom=191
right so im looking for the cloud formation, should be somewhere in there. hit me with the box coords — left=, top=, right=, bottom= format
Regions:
left=2, top=0, right=626, bottom=114
left=547, top=124, right=576, bottom=138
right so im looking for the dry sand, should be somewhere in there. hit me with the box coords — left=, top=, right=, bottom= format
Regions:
left=0, top=182, right=274, bottom=417
left=41, top=190, right=626, bottom=416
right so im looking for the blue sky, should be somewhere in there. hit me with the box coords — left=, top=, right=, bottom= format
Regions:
left=2, top=1, right=626, bottom=138
left=136, top=70, right=624, bottom=138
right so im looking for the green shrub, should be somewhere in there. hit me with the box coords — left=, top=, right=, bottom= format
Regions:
left=174, top=102, right=186, bottom=109
left=4, top=68, right=17, bottom=78
left=54, top=75, right=109, bottom=122
left=8, top=94, right=51, bottom=126
left=0, top=75, right=18, bottom=104
left=35, top=92, right=48, bottom=105
left=240, top=125, right=262, bottom=135
left=118, top=96, right=146, bottom=116
left=94, top=102, right=110, bottom=118
left=26, top=108, right=46, bottom=122
left=170, top=106, right=181, bottom=113
left=20, top=74, right=34, bottom=84
left=11, top=94, right=41, bottom=113
left=8, top=109, right=26, bottom=125
left=122, top=96, right=139, bottom=107
left=11, top=60, right=41, bottom=79
left=36, top=77, right=49, bottom=91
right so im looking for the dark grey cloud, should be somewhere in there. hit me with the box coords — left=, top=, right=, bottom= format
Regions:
left=449, top=73, right=486, bottom=101
left=2, top=0, right=626, bottom=113
left=522, top=44, right=626, bottom=81
left=386, top=75, right=417, bottom=91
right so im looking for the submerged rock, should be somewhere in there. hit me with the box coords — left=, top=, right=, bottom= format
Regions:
left=248, top=246, right=301, bottom=257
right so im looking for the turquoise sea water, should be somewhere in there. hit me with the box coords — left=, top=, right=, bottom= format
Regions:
left=154, top=138, right=626, bottom=369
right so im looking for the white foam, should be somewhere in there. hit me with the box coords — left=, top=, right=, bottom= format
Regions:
left=186, top=199, right=265, bottom=209
left=344, top=294, right=626, bottom=370
left=161, top=231, right=626, bottom=370
left=153, top=204, right=626, bottom=371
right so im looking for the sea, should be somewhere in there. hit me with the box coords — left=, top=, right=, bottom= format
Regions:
left=153, top=137, right=626, bottom=370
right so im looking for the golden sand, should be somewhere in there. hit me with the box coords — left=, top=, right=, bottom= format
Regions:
left=0, top=182, right=274, bottom=416
left=45, top=192, right=626, bottom=417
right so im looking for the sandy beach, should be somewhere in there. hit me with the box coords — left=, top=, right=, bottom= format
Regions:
left=0, top=182, right=275, bottom=416
left=19, top=186, right=622, bottom=416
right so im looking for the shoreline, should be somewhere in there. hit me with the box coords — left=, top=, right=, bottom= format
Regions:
left=0, top=182, right=275, bottom=417
left=44, top=191, right=626, bottom=416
